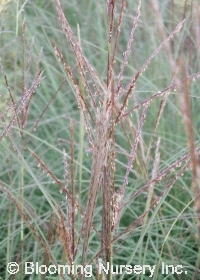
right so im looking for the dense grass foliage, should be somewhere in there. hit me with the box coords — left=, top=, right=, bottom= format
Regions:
left=0, top=1, right=200, bottom=279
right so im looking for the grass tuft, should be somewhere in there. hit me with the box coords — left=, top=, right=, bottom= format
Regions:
left=1, top=0, right=200, bottom=279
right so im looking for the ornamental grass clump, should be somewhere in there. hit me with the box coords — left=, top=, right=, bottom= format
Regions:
left=53, top=0, right=200, bottom=277
left=0, top=0, right=200, bottom=279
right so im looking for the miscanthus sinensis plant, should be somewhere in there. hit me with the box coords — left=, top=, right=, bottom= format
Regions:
left=0, top=0, right=200, bottom=279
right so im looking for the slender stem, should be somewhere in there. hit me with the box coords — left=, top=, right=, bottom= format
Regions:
left=77, top=24, right=85, bottom=234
